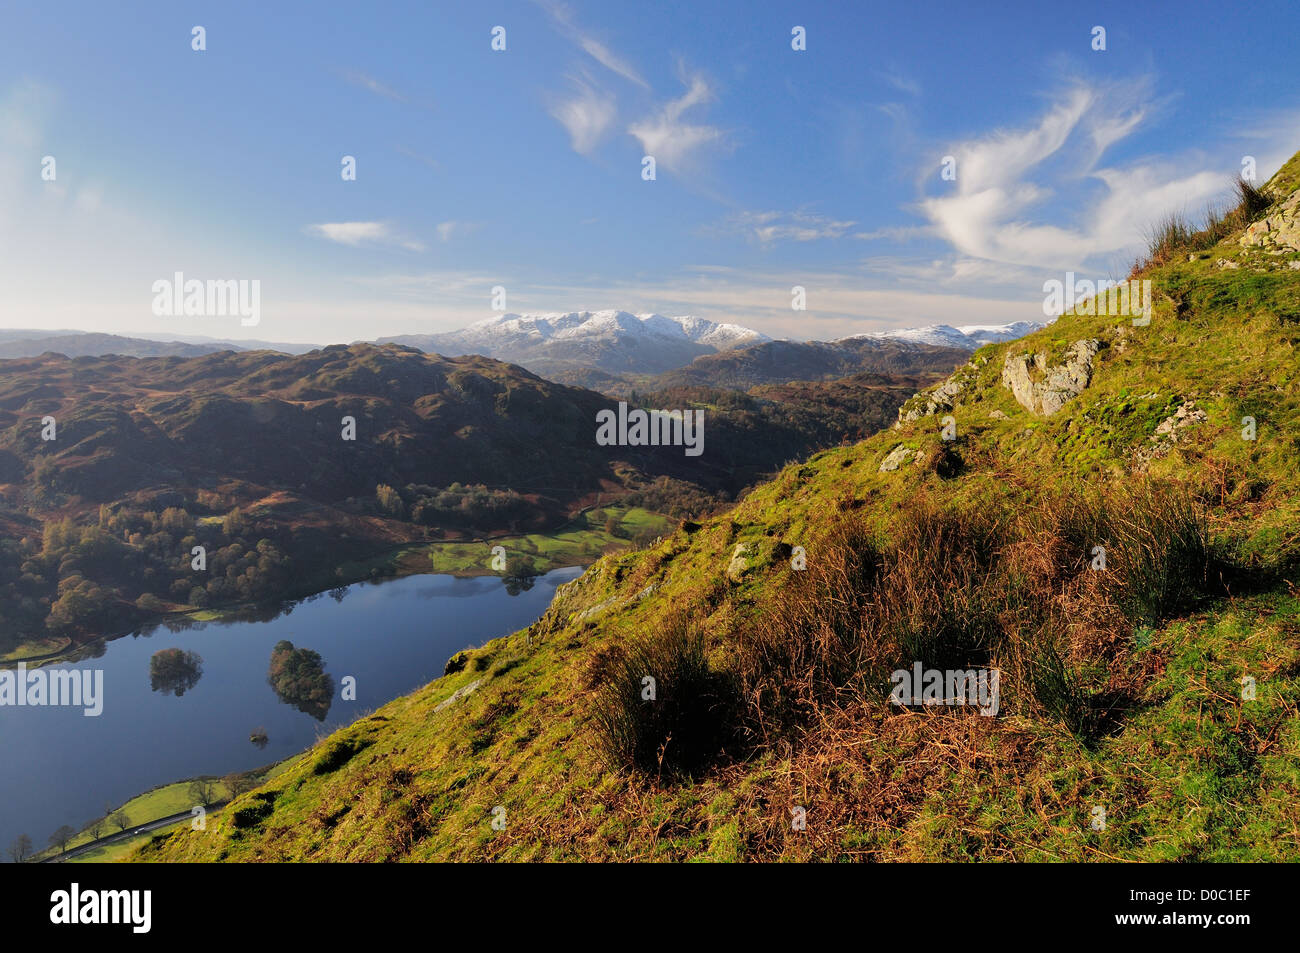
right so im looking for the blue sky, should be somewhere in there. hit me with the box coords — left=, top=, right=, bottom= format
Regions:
left=2, top=0, right=1299, bottom=344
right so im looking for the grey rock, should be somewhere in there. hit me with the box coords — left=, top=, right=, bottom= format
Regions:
left=727, top=543, right=751, bottom=581
left=434, top=679, right=482, bottom=713
left=879, top=444, right=917, bottom=472
left=1135, top=400, right=1206, bottom=468
left=1239, top=189, right=1300, bottom=253
left=897, top=361, right=976, bottom=424
left=1001, top=340, right=1101, bottom=416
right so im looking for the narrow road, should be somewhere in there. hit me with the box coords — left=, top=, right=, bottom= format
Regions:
left=42, top=801, right=229, bottom=862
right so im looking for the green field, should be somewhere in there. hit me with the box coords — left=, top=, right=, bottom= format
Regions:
left=0, top=637, right=71, bottom=662
left=423, top=506, right=671, bottom=575
left=36, top=759, right=293, bottom=862
left=330, top=504, right=673, bottom=581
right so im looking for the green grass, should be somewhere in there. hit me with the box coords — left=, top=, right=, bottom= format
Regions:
left=327, top=506, right=672, bottom=581
left=420, top=506, right=672, bottom=575
left=36, top=760, right=291, bottom=861
left=0, top=636, right=71, bottom=662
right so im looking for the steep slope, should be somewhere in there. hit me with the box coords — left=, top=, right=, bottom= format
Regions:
left=139, top=154, right=1300, bottom=863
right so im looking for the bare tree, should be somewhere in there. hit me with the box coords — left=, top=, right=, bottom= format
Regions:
left=7, top=834, right=33, bottom=863
left=49, top=825, right=76, bottom=854
left=188, top=777, right=217, bottom=807
left=110, top=810, right=130, bottom=833
left=223, top=771, right=256, bottom=799
left=85, top=817, right=106, bottom=841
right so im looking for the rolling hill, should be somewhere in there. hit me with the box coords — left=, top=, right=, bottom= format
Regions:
left=0, top=343, right=935, bottom=652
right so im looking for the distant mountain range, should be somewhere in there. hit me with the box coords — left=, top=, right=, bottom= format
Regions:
left=630, top=337, right=972, bottom=394
left=0, top=332, right=223, bottom=359
left=846, top=322, right=1046, bottom=350
left=0, top=329, right=316, bottom=359
left=0, top=316, right=1042, bottom=388
left=376, top=311, right=1042, bottom=392
left=378, top=311, right=771, bottom=377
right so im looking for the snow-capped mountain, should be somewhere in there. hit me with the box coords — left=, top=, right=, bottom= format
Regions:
left=378, top=311, right=771, bottom=376
left=847, top=322, right=1046, bottom=350
left=378, top=313, right=1043, bottom=379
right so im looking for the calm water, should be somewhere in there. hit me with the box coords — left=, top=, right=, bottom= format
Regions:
left=0, top=567, right=584, bottom=857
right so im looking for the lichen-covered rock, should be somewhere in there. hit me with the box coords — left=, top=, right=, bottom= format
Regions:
left=434, top=679, right=481, bottom=712
left=896, top=360, right=977, bottom=425
left=1001, top=339, right=1100, bottom=416
left=1134, top=400, right=1206, bottom=469
left=879, top=444, right=917, bottom=472
left=1239, top=189, right=1300, bottom=253
left=726, top=543, right=751, bottom=581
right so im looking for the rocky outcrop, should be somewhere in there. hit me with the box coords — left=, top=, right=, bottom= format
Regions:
left=896, top=361, right=977, bottom=425
left=434, top=679, right=481, bottom=712
left=1001, top=340, right=1100, bottom=416
left=1135, top=400, right=1207, bottom=468
left=879, top=445, right=918, bottom=472
left=727, top=544, right=751, bottom=581
left=1239, top=189, right=1300, bottom=253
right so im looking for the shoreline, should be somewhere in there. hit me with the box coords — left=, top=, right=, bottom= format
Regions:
left=1, top=503, right=666, bottom=670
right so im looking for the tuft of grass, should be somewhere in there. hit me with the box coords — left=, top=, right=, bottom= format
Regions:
left=1132, top=177, right=1276, bottom=274
left=1235, top=176, right=1274, bottom=219
left=592, top=614, right=739, bottom=778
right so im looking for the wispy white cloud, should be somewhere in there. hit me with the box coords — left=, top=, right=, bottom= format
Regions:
left=436, top=221, right=479, bottom=242
left=711, top=210, right=858, bottom=244
left=577, top=35, right=648, bottom=89
left=919, top=81, right=1228, bottom=271
left=628, top=72, right=726, bottom=173
left=548, top=74, right=617, bottom=154
left=877, top=69, right=921, bottom=97
left=306, top=221, right=425, bottom=251
left=395, top=145, right=440, bottom=170
left=539, top=0, right=649, bottom=88
left=339, top=69, right=408, bottom=103
left=852, top=225, right=935, bottom=242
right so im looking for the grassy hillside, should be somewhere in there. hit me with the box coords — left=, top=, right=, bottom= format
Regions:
left=138, top=155, right=1300, bottom=862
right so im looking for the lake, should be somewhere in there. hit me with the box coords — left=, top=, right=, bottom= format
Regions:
left=0, top=566, right=585, bottom=858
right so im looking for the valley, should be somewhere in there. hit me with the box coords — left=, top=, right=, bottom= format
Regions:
left=0, top=335, right=950, bottom=660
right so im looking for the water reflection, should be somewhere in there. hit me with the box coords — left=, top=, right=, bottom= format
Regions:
left=267, top=640, right=333, bottom=721
left=148, top=648, right=204, bottom=697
